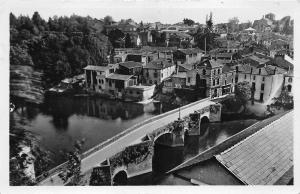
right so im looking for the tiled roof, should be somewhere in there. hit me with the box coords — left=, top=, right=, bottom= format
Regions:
left=222, top=64, right=235, bottom=73
left=268, top=57, right=293, bottom=71
left=178, top=63, right=195, bottom=71
left=199, top=59, right=223, bottom=69
left=106, top=73, right=134, bottom=81
left=215, top=111, right=293, bottom=185
left=172, top=72, right=186, bottom=79
left=83, top=65, right=111, bottom=71
left=177, top=48, right=204, bottom=55
left=209, top=60, right=223, bottom=68
left=118, top=61, right=143, bottom=69
left=144, top=59, right=174, bottom=69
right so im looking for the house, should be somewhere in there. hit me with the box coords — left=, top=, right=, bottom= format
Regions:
left=124, top=84, right=156, bottom=102
left=173, top=48, right=204, bottom=65
left=117, top=61, right=144, bottom=83
left=105, top=73, right=137, bottom=99
left=237, top=62, right=286, bottom=102
left=142, top=59, right=176, bottom=85
left=126, top=51, right=158, bottom=66
left=195, top=59, right=224, bottom=98
left=163, top=72, right=187, bottom=93
left=283, top=71, right=293, bottom=95
left=84, top=64, right=118, bottom=93
left=221, top=64, right=236, bottom=95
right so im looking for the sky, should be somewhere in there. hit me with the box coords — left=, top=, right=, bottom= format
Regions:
left=7, top=0, right=297, bottom=24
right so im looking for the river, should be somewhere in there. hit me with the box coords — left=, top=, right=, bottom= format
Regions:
left=10, top=96, right=162, bottom=169
left=10, top=96, right=257, bottom=185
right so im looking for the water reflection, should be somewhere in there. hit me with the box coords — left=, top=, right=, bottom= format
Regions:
left=10, top=96, right=161, bottom=168
left=40, top=96, right=160, bottom=131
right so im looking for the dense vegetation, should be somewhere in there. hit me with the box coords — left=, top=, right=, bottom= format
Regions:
left=10, top=12, right=112, bottom=91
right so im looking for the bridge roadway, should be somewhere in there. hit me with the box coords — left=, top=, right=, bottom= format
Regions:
left=39, top=98, right=215, bottom=185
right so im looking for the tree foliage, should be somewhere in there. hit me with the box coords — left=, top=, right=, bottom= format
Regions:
left=235, top=81, right=251, bottom=112
left=183, top=18, right=195, bottom=26
left=10, top=12, right=112, bottom=89
left=58, top=139, right=86, bottom=185
left=267, top=87, right=293, bottom=115
left=228, top=17, right=239, bottom=33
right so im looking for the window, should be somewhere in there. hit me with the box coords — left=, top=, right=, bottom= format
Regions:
left=288, top=78, right=293, bottom=83
left=212, top=79, right=215, bottom=86
left=225, top=80, right=227, bottom=85
left=258, top=68, right=261, bottom=75
left=99, top=86, right=102, bottom=89
left=214, top=69, right=216, bottom=75
left=244, top=74, right=247, bottom=79
left=252, top=82, right=255, bottom=90
left=253, top=75, right=256, bottom=80
left=261, top=83, right=265, bottom=91
left=217, top=78, right=219, bottom=85
left=154, top=72, right=158, bottom=78
left=187, top=77, right=191, bottom=83
left=161, top=73, right=163, bottom=78
left=287, top=85, right=292, bottom=92
left=202, top=69, right=206, bottom=75
left=218, top=69, right=220, bottom=74
left=109, top=81, right=112, bottom=87
left=262, top=77, right=265, bottom=82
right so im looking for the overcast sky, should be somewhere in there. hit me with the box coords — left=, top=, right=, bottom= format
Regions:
left=8, top=0, right=297, bottom=24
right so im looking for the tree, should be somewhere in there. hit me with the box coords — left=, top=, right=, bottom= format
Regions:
left=103, top=15, right=113, bottom=25
left=267, top=87, right=293, bottom=115
left=58, top=139, right=85, bottom=185
left=108, top=29, right=125, bottom=48
left=235, top=81, right=251, bottom=112
left=183, top=18, right=195, bottom=26
left=125, top=33, right=132, bottom=48
left=228, top=17, right=239, bottom=33
left=206, top=12, right=213, bottom=31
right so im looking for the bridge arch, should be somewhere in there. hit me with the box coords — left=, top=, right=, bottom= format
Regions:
left=112, top=169, right=128, bottom=185
left=153, top=131, right=174, bottom=144
left=200, top=116, right=209, bottom=135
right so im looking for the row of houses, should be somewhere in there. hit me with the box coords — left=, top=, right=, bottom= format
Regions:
left=84, top=42, right=294, bottom=103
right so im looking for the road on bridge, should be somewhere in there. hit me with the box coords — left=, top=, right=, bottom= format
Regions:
left=39, top=100, right=215, bottom=185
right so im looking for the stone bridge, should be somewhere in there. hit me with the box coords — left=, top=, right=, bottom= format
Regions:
left=89, top=101, right=221, bottom=185
left=38, top=98, right=221, bottom=186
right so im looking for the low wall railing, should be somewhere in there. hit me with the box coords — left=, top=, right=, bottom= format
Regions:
left=36, top=97, right=211, bottom=183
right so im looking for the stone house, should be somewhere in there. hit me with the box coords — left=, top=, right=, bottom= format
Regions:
left=142, top=59, right=176, bottom=85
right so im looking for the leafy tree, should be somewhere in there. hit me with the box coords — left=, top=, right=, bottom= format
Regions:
left=108, top=29, right=125, bottom=48
left=9, top=110, right=52, bottom=185
left=183, top=18, right=195, bottom=26
left=235, top=81, right=251, bottom=112
left=206, top=12, right=213, bottom=31
left=103, top=15, right=114, bottom=25
left=58, top=139, right=85, bottom=185
left=228, top=17, right=239, bottom=33
left=267, top=87, right=293, bottom=115
left=125, top=33, right=132, bottom=48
